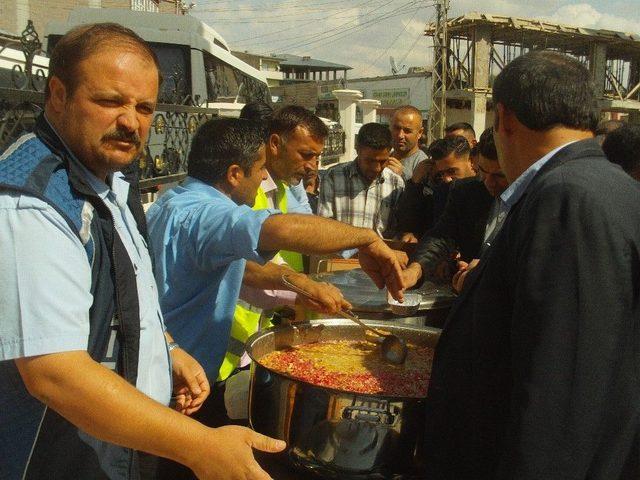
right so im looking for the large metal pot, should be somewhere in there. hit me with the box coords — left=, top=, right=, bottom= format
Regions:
left=247, top=319, right=441, bottom=479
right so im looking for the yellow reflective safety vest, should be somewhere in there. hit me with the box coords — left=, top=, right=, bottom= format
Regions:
left=217, top=181, right=304, bottom=381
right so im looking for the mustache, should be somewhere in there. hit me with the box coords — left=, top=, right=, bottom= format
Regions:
left=102, top=129, right=141, bottom=147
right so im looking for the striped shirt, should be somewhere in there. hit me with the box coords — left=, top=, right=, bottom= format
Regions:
left=318, top=160, right=404, bottom=238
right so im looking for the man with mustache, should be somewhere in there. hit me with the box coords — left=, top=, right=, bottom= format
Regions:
left=0, top=23, right=287, bottom=480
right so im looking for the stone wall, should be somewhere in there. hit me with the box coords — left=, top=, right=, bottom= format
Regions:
left=271, top=82, right=319, bottom=110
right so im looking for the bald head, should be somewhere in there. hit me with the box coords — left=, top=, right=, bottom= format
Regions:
left=390, top=105, right=423, bottom=158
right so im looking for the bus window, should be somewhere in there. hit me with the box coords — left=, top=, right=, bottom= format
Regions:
left=203, top=51, right=269, bottom=104
left=148, top=43, right=191, bottom=103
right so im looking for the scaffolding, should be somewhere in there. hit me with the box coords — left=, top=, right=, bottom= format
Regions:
left=427, top=0, right=449, bottom=142
left=424, top=12, right=640, bottom=134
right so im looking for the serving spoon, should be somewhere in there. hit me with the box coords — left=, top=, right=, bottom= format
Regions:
left=281, top=275, right=408, bottom=365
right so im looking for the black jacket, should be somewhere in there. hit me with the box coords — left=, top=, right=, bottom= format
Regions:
left=410, top=177, right=493, bottom=277
left=423, top=139, right=640, bottom=480
left=396, top=178, right=434, bottom=237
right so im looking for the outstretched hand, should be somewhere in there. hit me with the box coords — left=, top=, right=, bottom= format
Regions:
left=358, top=238, right=406, bottom=301
left=401, top=262, right=423, bottom=290
left=287, top=274, right=352, bottom=314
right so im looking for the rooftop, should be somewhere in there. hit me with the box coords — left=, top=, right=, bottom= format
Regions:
left=274, top=53, right=352, bottom=71
left=425, top=12, right=640, bottom=58
left=348, top=70, right=432, bottom=83
left=232, top=51, right=285, bottom=62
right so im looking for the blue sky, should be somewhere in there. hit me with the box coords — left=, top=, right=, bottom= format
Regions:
left=191, top=0, right=640, bottom=77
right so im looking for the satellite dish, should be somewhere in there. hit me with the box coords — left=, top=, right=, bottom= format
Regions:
left=390, top=56, right=406, bottom=75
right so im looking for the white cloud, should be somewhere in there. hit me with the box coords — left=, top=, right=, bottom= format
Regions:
left=548, top=3, right=640, bottom=34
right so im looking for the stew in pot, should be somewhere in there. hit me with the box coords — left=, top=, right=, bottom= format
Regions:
left=259, top=340, right=434, bottom=397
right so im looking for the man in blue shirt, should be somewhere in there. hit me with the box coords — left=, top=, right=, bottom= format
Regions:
left=0, top=23, right=286, bottom=480
left=146, top=117, right=406, bottom=421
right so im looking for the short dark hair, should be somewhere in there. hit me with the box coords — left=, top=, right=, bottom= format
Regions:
left=187, top=118, right=265, bottom=185
left=445, top=122, right=476, bottom=138
left=46, top=23, right=161, bottom=100
left=239, top=101, right=272, bottom=141
left=595, top=119, right=624, bottom=136
left=356, top=123, right=392, bottom=150
left=270, top=105, right=328, bottom=140
left=492, top=50, right=599, bottom=132
left=428, top=135, right=471, bottom=162
left=602, top=124, right=640, bottom=175
left=240, top=101, right=274, bottom=123
left=477, top=127, right=498, bottom=161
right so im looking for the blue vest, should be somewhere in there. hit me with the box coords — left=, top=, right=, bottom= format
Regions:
left=0, top=116, right=148, bottom=480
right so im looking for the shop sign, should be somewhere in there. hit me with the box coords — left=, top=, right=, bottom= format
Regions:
left=318, top=83, right=344, bottom=100
left=372, top=88, right=410, bottom=107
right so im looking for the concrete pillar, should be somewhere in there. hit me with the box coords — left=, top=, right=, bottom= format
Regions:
left=359, top=99, right=381, bottom=124
left=471, top=95, right=487, bottom=136
left=590, top=42, right=607, bottom=99
left=470, top=24, right=491, bottom=137
left=333, top=89, right=363, bottom=162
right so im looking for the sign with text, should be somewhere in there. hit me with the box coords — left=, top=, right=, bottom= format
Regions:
left=372, top=88, right=410, bottom=107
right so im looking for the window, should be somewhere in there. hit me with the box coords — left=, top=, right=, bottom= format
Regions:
left=148, top=43, right=191, bottom=103
left=203, top=51, right=269, bottom=104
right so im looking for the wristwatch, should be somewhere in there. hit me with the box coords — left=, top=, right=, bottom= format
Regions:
left=167, top=341, right=180, bottom=352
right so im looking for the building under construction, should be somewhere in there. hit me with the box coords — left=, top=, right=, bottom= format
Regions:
left=425, top=12, right=640, bottom=138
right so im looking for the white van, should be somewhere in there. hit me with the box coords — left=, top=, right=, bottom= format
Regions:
left=45, top=8, right=271, bottom=115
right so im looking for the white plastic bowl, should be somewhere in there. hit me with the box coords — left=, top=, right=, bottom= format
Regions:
left=388, top=293, right=422, bottom=316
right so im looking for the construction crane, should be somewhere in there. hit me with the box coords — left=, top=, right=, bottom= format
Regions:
left=427, top=0, right=449, bottom=142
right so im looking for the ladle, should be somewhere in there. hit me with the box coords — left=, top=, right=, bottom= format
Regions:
left=281, top=275, right=408, bottom=365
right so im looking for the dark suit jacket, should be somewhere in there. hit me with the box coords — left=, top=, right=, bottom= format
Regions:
left=423, top=139, right=640, bottom=480
left=410, top=177, right=493, bottom=276
left=396, top=178, right=435, bottom=237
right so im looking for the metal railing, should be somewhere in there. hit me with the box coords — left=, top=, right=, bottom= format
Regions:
left=1, top=21, right=345, bottom=188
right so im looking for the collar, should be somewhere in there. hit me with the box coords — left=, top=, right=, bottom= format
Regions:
left=500, top=141, right=577, bottom=209
left=35, top=114, right=114, bottom=201
left=346, top=159, right=385, bottom=185
left=75, top=160, right=130, bottom=207
left=42, top=114, right=130, bottom=206
left=260, top=171, right=278, bottom=194
left=184, top=176, right=235, bottom=202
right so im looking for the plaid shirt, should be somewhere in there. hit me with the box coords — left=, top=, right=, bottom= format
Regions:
left=318, top=160, right=404, bottom=238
